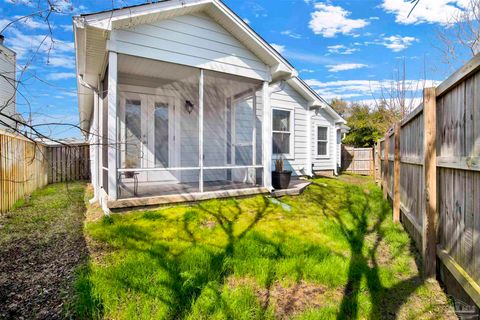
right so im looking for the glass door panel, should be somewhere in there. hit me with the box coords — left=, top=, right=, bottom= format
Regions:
left=125, top=99, right=142, bottom=169
left=145, top=95, right=177, bottom=182
left=154, top=102, right=169, bottom=168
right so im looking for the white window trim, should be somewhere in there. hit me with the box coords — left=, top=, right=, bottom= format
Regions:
left=316, top=125, right=329, bottom=158
left=272, top=107, right=294, bottom=159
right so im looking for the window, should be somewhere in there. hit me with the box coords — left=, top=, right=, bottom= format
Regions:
left=272, top=109, right=293, bottom=156
left=317, top=126, right=328, bottom=156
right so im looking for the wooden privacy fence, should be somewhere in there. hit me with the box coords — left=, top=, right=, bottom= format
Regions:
left=341, top=146, right=375, bottom=175
left=377, top=54, right=480, bottom=308
left=47, top=144, right=90, bottom=183
left=0, top=131, right=48, bottom=213
left=0, top=130, right=90, bottom=213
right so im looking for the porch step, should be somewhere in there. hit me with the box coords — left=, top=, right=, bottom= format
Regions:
left=271, top=181, right=311, bottom=197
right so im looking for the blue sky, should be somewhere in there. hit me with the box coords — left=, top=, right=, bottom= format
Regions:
left=0, top=0, right=472, bottom=138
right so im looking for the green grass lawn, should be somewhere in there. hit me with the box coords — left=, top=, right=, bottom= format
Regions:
left=71, top=175, right=455, bottom=320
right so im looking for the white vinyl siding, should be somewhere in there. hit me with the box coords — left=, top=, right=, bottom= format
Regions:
left=0, top=47, right=16, bottom=131
left=311, top=108, right=336, bottom=171
left=109, top=13, right=268, bottom=81
left=270, top=83, right=310, bottom=176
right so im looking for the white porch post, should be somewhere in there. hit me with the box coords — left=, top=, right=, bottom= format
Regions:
left=199, top=69, right=204, bottom=192
left=262, top=81, right=272, bottom=190
left=306, top=109, right=313, bottom=177
left=107, top=51, right=118, bottom=200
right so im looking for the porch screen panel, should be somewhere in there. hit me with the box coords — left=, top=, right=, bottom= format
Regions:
left=117, top=55, right=200, bottom=195
left=203, top=70, right=263, bottom=186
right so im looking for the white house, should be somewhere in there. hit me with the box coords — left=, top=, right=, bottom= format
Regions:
left=0, top=35, right=19, bottom=132
left=73, top=0, right=346, bottom=211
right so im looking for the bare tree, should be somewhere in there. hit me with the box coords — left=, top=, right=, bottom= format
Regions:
left=371, top=57, right=426, bottom=121
left=436, top=0, right=480, bottom=66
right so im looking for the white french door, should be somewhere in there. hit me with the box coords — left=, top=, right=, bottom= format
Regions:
left=230, top=94, right=256, bottom=183
left=120, top=92, right=177, bottom=183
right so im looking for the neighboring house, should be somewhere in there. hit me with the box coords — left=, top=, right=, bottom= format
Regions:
left=0, top=35, right=20, bottom=132
left=73, top=0, right=346, bottom=211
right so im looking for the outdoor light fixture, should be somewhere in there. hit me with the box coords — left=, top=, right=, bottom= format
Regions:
left=185, top=100, right=194, bottom=114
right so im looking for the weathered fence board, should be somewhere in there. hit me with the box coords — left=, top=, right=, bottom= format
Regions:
left=341, top=146, right=374, bottom=175
left=377, top=52, right=480, bottom=308
left=0, top=131, right=90, bottom=213
left=47, top=144, right=90, bottom=183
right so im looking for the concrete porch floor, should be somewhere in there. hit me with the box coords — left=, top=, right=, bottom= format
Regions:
left=108, top=178, right=311, bottom=209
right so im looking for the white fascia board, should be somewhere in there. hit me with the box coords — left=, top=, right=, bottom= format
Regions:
left=81, top=0, right=211, bottom=30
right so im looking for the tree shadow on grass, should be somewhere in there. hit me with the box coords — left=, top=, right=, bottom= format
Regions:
left=309, top=180, right=425, bottom=320
left=79, top=196, right=271, bottom=319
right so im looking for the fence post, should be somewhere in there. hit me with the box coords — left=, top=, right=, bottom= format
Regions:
left=383, top=133, right=389, bottom=199
left=423, top=87, right=437, bottom=277
left=393, top=122, right=401, bottom=222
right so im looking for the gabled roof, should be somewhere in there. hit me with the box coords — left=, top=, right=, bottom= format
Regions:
left=73, top=0, right=345, bottom=131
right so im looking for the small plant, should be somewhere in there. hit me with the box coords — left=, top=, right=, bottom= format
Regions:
left=272, top=156, right=292, bottom=189
left=124, top=159, right=136, bottom=178
left=275, top=157, right=284, bottom=173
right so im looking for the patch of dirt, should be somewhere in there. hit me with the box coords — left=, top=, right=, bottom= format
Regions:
left=0, top=183, right=89, bottom=319
left=0, top=233, right=88, bottom=319
left=200, top=220, right=217, bottom=230
left=228, top=277, right=341, bottom=319
left=337, top=174, right=371, bottom=186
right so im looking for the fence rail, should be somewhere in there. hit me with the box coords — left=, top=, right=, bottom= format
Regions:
left=0, top=130, right=90, bottom=213
left=341, top=146, right=374, bottom=175
left=376, top=53, right=480, bottom=308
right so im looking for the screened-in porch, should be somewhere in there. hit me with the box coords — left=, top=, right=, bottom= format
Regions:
left=100, top=54, right=268, bottom=201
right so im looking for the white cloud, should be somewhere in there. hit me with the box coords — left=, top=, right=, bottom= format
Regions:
left=284, top=50, right=336, bottom=64
left=46, top=72, right=75, bottom=80
left=300, top=68, right=315, bottom=73
left=45, top=55, right=75, bottom=68
left=305, top=79, right=440, bottom=100
left=281, top=30, right=303, bottom=39
left=5, top=28, right=74, bottom=63
left=327, top=44, right=359, bottom=55
left=270, top=43, right=285, bottom=54
left=380, top=0, right=468, bottom=25
left=242, top=18, right=251, bottom=25
left=59, top=24, right=72, bottom=32
left=309, top=3, right=369, bottom=37
left=327, top=63, right=368, bottom=72
left=12, top=15, right=51, bottom=30
left=380, top=35, right=418, bottom=51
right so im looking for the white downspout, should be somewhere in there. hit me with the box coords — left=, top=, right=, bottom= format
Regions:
left=306, top=108, right=313, bottom=177
left=78, top=74, right=100, bottom=204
